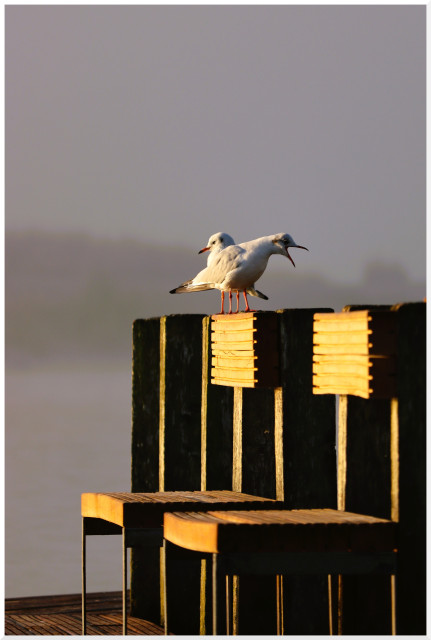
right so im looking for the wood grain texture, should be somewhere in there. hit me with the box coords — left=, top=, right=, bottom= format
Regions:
left=393, top=302, right=426, bottom=634
left=211, top=312, right=279, bottom=387
left=163, top=508, right=396, bottom=553
left=313, top=310, right=397, bottom=398
left=5, top=591, right=166, bottom=636
left=277, top=308, right=337, bottom=635
left=130, top=318, right=161, bottom=621
left=82, top=490, right=276, bottom=526
left=338, top=305, right=394, bottom=635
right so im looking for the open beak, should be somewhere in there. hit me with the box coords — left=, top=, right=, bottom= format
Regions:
left=286, top=244, right=308, bottom=268
left=198, top=246, right=210, bottom=254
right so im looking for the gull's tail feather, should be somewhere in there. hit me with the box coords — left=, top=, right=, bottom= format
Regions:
left=170, top=281, right=216, bottom=294
left=247, top=287, right=269, bottom=300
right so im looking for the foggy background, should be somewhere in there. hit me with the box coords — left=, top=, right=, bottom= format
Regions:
left=5, top=5, right=425, bottom=598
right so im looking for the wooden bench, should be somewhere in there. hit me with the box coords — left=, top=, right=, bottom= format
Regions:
left=163, top=508, right=398, bottom=634
left=81, top=490, right=282, bottom=634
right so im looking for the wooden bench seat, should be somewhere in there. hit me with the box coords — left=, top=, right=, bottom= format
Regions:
left=164, top=508, right=397, bottom=553
left=81, top=490, right=282, bottom=635
left=81, top=490, right=279, bottom=528
left=163, top=508, right=398, bottom=634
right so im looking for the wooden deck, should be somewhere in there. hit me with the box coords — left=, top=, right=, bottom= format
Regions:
left=5, top=591, right=166, bottom=635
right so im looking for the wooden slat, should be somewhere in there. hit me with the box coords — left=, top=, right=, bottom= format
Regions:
left=312, top=310, right=397, bottom=398
left=211, top=367, right=257, bottom=381
left=211, top=339, right=256, bottom=351
left=82, top=490, right=278, bottom=528
left=210, top=311, right=279, bottom=388
left=5, top=592, right=166, bottom=636
left=164, top=508, right=397, bottom=554
left=212, top=355, right=256, bottom=368
left=212, top=377, right=256, bottom=388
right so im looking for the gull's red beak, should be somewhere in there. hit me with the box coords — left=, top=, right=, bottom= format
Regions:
left=287, top=249, right=296, bottom=268
left=287, top=244, right=308, bottom=268
left=198, top=246, right=210, bottom=254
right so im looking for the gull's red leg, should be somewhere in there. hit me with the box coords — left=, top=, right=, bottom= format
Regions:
left=218, top=290, right=225, bottom=314
left=228, top=291, right=233, bottom=314
left=243, top=290, right=254, bottom=312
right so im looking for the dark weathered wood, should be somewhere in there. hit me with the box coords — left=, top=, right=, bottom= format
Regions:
left=160, top=314, right=205, bottom=635
left=5, top=592, right=166, bottom=635
left=161, top=314, right=205, bottom=491
left=164, top=509, right=396, bottom=553
left=277, top=308, right=336, bottom=635
left=232, top=377, right=278, bottom=635
left=201, top=316, right=233, bottom=491
left=338, top=304, right=394, bottom=635
left=131, top=314, right=205, bottom=631
left=131, top=318, right=161, bottom=493
left=393, top=302, right=426, bottom=634
left=277, top=308, right=337, bottom=509
left=130, top=318, right=161, bottom=622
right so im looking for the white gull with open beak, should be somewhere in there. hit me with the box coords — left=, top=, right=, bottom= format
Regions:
left=170, top=233, right=308, bottom=314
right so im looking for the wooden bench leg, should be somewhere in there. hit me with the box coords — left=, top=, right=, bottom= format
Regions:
left=163, top=540, right=168, bottom=635
left=226, top=574, right=233, bottom=635
left=122, top=528, right=128, bottom=635
left=391, top=575, right=396, bottom=635
left=82, top=518, right=87, bottom=635
left=212, top=554, right=218, bottom=635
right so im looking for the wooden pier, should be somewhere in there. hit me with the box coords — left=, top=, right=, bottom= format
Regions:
left=5, top=591, right=166, bottom=635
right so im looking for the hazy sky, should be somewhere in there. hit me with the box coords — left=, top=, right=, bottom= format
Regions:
left=6, top=5, right=425, bottom=283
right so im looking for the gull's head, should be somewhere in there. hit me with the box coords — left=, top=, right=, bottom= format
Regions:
left=272, top=233, right=309, bottom=267
left=199, top=232, right=235, bottom=255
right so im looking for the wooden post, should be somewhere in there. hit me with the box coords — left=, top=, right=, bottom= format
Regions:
left=130, top=318, right=161, bottom=621
left=337, top=395, right=392, bottom=634
left=200, top=316, right=233, bottom=634
left=393, top=302, right=426, bottom=634
left=338, top=302, right=426, bottom=635
left=336, top=303, right=393, bottom=634
left=277, top=308, right=337, bottom=635
left=201, top=316, right=234, bottom=492
left=130, top=314, right=205, bottom=633
left=160, top=314, right=205, bottom=635
left=232, top=384, right=278, bottom=635
left=229, top=309, right=337, bottom=635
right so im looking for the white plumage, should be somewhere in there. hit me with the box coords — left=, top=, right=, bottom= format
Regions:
left=170, top=233, right=308, bottom=314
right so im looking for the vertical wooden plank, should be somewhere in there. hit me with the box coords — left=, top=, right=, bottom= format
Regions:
left=200, top=316, right=233, bottom=635
left=232, top=359, right=278, bottom=636
left=337, top=395, right=348, bottom=511
left=339, top=396, right=392, bottom=635
left=277, top=308, right=336, bottom=635
left=131, top=318, right=161, bottom=493
left=130, top=318, right=161, bottom=622
left=160, top=314, right=205, bottom=635
left=274, top=388, right=284, bottom=501
left=232, top=386, right=243, bottom=492
left=162, top=314, right=205, bottom=492
left=339, top=304, right=394, bottom=635
left=393, top=302, right=426, bottom=634
left=202, top=316, right=234, bottom=490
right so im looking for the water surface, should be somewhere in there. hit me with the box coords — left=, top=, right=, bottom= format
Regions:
left=6, top=364, right=134, bottom=597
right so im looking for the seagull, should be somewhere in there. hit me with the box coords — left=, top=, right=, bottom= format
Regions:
left=198, top=232, right=268, bottom=313
left=170, top=233, right=308, bottom=314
